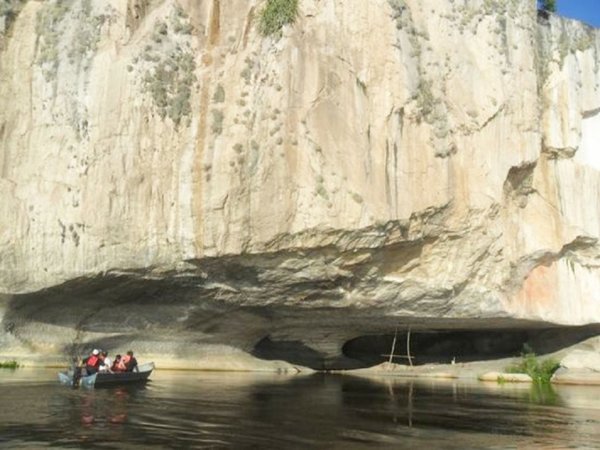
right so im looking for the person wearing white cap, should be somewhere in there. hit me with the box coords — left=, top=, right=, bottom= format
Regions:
left=83, top=348, right=101, bottom=375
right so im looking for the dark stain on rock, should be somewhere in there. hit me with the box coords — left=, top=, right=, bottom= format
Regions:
left=209, top=0, right=220, bottom=46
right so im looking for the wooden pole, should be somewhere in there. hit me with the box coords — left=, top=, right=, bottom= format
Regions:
left=388, top=326, right=398, bottom=364
left=408, top=382, right=414, bottom=427
left=406, top=326, right=413, bottom=367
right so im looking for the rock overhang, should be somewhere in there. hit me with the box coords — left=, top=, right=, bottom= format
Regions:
left=0, top=0, right=599, bottom=368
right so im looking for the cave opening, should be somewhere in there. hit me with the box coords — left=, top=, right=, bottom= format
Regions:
left=341, top=325, right=600, bottom=367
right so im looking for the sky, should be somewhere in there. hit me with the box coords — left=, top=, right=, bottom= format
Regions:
left=556, top=0, right=600, bottom=28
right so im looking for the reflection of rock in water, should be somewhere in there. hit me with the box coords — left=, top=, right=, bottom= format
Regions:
left=2, top=372, right=600, bottom=448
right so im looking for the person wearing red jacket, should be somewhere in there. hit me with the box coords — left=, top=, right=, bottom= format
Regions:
left=83, top=349, right=101, bottom=375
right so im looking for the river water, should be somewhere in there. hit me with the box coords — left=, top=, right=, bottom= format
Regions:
left=1, top=368, right=599, bottom=449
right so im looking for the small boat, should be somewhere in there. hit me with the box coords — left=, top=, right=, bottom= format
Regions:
left=58, top=362, right=155, bottom=388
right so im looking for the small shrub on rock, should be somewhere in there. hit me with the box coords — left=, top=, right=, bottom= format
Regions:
left=259, top=0, right=298, bottom=36
left=0, top=360, right=19, bottom=369
left=506, top=346, right=559, bottom=383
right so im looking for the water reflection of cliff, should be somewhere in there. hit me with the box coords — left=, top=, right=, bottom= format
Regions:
left=350, top=376, right=600, bottom=447
left=1, top=371, right=600, bottom=448
left=0, top=380, right=151, bottom=448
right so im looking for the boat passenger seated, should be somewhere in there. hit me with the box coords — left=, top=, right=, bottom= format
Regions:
left=123, top=350, right=138, bottom=372
left=111, top=354, right=126, bottom=372
left=98, top=351, right=112, bottom=373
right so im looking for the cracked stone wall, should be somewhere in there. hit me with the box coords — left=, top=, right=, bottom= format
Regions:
left=0, top=0, right=599, bottom=369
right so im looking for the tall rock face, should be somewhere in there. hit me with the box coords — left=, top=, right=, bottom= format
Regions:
left=0, top=0, right=599, bottom=369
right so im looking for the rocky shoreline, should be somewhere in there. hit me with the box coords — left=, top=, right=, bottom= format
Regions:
left=344, top=342, right=600, bottom=386
left=5, top=340, right=600, bottom=386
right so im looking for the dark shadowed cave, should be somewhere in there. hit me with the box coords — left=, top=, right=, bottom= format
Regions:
left=341, top=326, right=600, bottom=367
left=3, top=272, right=600, bottom=370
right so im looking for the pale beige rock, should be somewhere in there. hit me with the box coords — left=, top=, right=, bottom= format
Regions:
left=0, top=1, right=599, bottom=369
left=478, top=372, right=533, bottom=383
left=551, top=367, right=600, bottom=385
left=559, top=349, right=600, bottom=371
left=349, top=362, right=458, bottom=378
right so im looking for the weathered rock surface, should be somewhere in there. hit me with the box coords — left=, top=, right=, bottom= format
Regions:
left=559, top=349, right=600, bottom=371
left=551, top=347, right=600, bottom=385
left=0, top=0, right=599, bottom=369
left=478, top=372, right=532, bottom=383
left=551, top=367, right=600, bottom=385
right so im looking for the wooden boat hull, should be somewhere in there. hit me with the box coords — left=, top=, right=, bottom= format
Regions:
left=58, top=362, right=154, bottom=388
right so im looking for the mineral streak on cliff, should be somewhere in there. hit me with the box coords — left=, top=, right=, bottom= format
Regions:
left=0, top=0, right=599, bottom=369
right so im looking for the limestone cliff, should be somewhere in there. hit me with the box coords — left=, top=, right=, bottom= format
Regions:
left=0, top=0, right=599, bottom=369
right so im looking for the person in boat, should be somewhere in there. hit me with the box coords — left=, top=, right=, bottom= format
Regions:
left=71, top=356, right=84, bottom=386
left=83, top=349, right=101, bottom=375
left=123, top=350, right=138, bottom=372
left=98, top=351, right=112, bottom=373
left=111, top=354, right=126, bottom=372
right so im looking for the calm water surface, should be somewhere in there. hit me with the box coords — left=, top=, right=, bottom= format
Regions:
left=1, top=368, right=599, bottom=449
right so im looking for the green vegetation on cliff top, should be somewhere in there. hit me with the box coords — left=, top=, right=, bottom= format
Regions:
left=538, top=0, right=556, bottom=13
